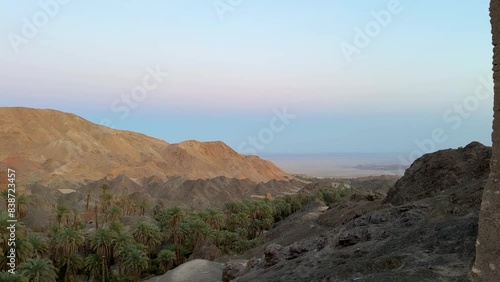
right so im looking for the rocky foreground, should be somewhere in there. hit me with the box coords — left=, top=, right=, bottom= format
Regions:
left=210, top=142, right=488, bottom=281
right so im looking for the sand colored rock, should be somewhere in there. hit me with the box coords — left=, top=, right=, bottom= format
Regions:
left=0, top=107, right=290, bottom=187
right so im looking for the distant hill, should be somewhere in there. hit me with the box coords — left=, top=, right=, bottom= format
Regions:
left=0, top=107, right=290, bottom=187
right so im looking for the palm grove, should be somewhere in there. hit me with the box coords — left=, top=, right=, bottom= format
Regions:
left=0, top=184, right=350, bottom=281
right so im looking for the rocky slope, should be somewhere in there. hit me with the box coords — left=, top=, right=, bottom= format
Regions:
left=223, top=142, right=490, bottom=281
left=23, top=174, right=304, bottom=229
left=0, top=107, right=290, bottom=187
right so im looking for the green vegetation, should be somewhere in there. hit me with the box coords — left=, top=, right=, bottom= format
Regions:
left=0, top=184, right=352, bottom=281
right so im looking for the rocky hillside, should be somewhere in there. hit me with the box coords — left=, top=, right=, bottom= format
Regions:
left=222, top=142, right=490, bottom=281
left=23, top=174, right=305, bottom=230
left=0, top=107, right=290, bottom=187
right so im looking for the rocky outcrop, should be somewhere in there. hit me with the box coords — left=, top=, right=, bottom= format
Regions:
left=189, top=239, right=222, bottom=261
left=225, top=143, right=489, bottom=281
left=384, top=142, right=490, bottom=206
left=474, top=1, right=500, bottom=280
left=143, top=259, right=223, bottom=282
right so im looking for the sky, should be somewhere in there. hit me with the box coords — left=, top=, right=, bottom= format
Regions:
left=0, top=0, right=494, bottom=158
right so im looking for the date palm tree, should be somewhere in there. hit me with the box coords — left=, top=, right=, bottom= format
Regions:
left=203, top=208, right=225, bottom=231
left=0, top=271, right=26, bottom=281
left=100, top=193, right=113, bottom=223
left=90, top=227, right=116, bottom=279
left=17, top=194, right=28, bottom=220
left=156, top=249, right=176, bottom=272
left=185, top=218, right=210, bottom=248
left=84, top=254, right=102, bottom=282
left=164, top=207, right=186, bottom=264
left=71, top=208, right=81, bottom=228
left=109, top=205, right=122, bottom=222
left=0, top=211, right=11, bottom=251
left=138, top=199, right=149, bottom=216
left=131, top=221, right=162, bottom=253
left=56, top=205, right=69, bottom=227
left=1, top=190, right=9, bottom=211
left=85, top=189, right=93, bottom=211
left=109, top=221, right=125, bottom=235
left=27, top=234, right=48, bottom=257
left=113, top=233, right=133, bottom=276
left=53, top=227, right=85, bottom=281
left=11, top=233, right=35, bottom=266
left=122, top=245, right=149, bottom=281
left=19, top=257, right=58, bottom=282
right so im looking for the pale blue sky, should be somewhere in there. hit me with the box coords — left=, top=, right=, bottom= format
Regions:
left=0, top=0, right=494, bottom=156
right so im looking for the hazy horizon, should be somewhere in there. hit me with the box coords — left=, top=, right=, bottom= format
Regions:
left=0, top=1, right=494, bottom=159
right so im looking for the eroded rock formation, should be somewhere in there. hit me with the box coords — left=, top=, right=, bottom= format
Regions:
left=473, top=1, right=500, bottom=281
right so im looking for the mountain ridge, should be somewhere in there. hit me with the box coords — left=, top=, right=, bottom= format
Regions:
left=0, top=107, right=290, bottom=187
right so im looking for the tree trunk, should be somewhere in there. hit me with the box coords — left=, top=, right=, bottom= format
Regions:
left=95, top=205, right=99, bottom=229
left=64, top=257, right=71, bottom=282
left=102, top=256, right=106, bottom=282
left=473, top=1, right=500, bottom=281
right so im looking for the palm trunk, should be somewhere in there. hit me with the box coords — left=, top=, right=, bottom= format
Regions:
left=102, top=256, right=106, bottom=282
left=473, top=1, right=500, bottom=280
left=95, top=206, right=99, bottom=229
left=64, top=257, right=71, bottom=282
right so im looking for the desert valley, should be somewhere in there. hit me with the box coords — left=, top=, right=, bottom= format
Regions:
left=1, top=1, right=499, bottom=281
left=0, top=107, right=493, bottom=281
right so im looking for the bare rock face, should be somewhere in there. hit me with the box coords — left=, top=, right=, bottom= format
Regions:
left=264, top=244, right=285, bottom=267
left=0, top=107, right=291, bottom=187
left=230, top=143, right=489, bottom=281
left=222, top=262, right=247, bottom=282
left=473, top=1, right=500, bottom=280
left=384, top=142, right=491, bottom=206
left=189, top=239, right=222, bottom=261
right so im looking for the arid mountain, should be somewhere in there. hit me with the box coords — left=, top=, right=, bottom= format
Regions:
left=0, top=107, right=290, bottom=187
left=223, top=142, right=489, bottom=281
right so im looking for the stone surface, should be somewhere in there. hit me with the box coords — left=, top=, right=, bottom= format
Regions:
left=222, top=262, right=247, bottom=282
left=473, top=1, right=500, bottom=281
left=189, top=239, right=222, bottom=261
left=264, top=243, right=285, bottom=267
left=143, top=259, right=223, bottom=282
left=225, top=143, right=489, bottom=281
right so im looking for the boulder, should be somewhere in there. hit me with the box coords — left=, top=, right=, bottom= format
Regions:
left=189, top=239, right=222, bottom=261
left=264, top=243, right=285, bottom=267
